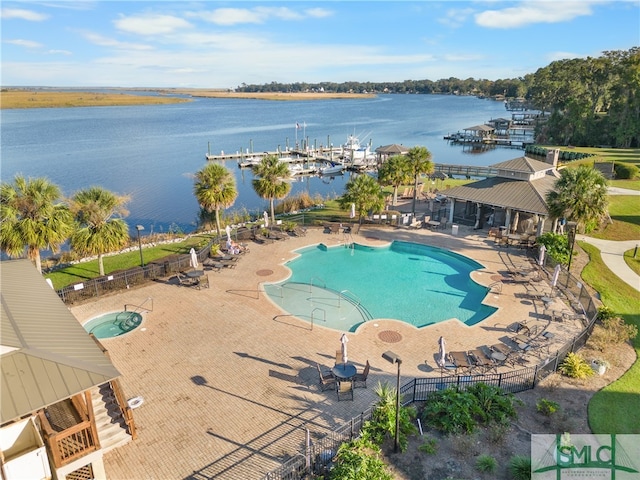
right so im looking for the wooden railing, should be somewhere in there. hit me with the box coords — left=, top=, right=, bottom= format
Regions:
left=111, top=379, right=138, bottom=440
left=38, top=410, right=99, bottom=468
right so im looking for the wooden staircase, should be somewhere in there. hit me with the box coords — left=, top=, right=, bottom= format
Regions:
left=91, top=383, right=132, bottom=453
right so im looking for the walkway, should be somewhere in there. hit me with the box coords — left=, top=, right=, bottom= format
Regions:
left=577, top=235, right=640, bottom=292
left=70, top=224, right=586, bottom=479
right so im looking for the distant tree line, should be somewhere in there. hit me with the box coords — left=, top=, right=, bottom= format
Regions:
left=236, top=48, right=639, bottom=148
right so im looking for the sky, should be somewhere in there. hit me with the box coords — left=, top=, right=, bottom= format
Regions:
left=1, top=1, right=638, bottom=89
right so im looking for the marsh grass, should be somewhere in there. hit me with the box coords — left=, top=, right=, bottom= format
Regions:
left=2, top=90, right=189, bottom=109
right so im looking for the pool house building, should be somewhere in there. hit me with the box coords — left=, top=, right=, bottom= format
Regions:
left=442, top=150, right=561, bottom=236
left=0, top=260, right=136, bottom=480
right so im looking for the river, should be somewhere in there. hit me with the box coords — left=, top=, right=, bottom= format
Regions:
left=1, top=93, right=523, bottom=234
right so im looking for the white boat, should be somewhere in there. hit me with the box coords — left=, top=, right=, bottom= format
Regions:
left=237, top=156, right=262, bottom=168
left=319, top=163, right=344, bottom=175
left=342, top=134, right=375, bottom=169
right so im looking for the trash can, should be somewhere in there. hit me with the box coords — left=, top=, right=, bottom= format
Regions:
left=452, top=224, right=459, bottom=236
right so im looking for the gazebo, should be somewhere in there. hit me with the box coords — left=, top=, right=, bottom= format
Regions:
left=441, top=151, right=560, bottom=234
left=375, top=144, right=410, bottom=163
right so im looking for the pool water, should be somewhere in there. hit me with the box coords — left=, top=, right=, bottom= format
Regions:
left=83, top=311, right=143, bottom=339
left=264, top=241, right=496, bottom=332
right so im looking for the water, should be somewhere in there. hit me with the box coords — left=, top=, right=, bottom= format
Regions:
left=264, top=241, right=496, bottom=332
left=83, top=311, right=143, bottom=339
left=1, top=94, right=520, bottom=234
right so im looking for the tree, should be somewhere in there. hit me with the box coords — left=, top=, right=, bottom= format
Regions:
left=406, top=146, right=434, bottom=215
left=1, top=175, right=73, bottom=273
left=69, top=187, right=131, bottom=276
left=377, top=155, right=411, bottom=206
left=545, top=165, right=609, bottom=233
left=339, top=174, right=385, bottom=225
left=251, top=155, right=291, bottom=225
left=194, top=163, right=238, bottom=237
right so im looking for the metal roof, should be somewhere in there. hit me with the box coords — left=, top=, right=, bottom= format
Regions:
left=442, top=174, right=558, bottom=215
left=1, top=259, right=120, bottom=425
left=492, top=156, right=555, bottom=175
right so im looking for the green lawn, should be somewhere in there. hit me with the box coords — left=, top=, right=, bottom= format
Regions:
left=580, top=242, right=640, bottom=433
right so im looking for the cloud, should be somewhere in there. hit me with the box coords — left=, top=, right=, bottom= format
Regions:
left=1, top=8, right=48, bottom=21
left=5, top=39, right=43, bottom=49
left=438, top=7, right=475, bottom=28
left=81, top=31, right=153, bottom=51
left=114, top=13, right=193, bottom=35
left=46, top=49, right=72, bottom=56
left=194, top=6, right=333, bottom=26
left=475, top=1, right=595, bottom=29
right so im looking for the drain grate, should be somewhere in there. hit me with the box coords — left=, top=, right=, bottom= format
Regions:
left=378, top=330, right=402, bottom=343
left=256, top=269, right=274, bottom=276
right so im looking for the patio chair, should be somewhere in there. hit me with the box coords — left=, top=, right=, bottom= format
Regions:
left=335, top=350, right=342, bottom=366
left=175, top=272, right=192, bottom=287
left=317, top=363, right=336, bottom=392
left=449, top=351, right=471, bottom=372
left=293, top=226, right=307, bottom=237
left=336, top=380, right=354, bottom=401
left=353, top=360, right=370, bottom=388
left=468, top=349, right=495, bottom=373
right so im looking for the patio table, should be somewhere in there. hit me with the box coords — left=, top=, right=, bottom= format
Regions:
left=332, top=363, right=357, bottom=380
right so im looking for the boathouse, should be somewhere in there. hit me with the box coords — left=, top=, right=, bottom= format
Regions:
left=442, top=150, right=560, bottom=234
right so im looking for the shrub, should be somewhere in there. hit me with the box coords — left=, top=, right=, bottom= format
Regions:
left=559, top=352, right=594, bottom=378
left=613, top=162, right=639, bottom=180
left=536, top=398, right=560, bottom=416
left=418, top=437, right=438, bottom=455
left=509, top=455, right=532, bottom=480
left=476, top=454, right=498, bottom=473
left=329, top=437, right=393, bottom=480
left=364, top=382, right=417, bottom=452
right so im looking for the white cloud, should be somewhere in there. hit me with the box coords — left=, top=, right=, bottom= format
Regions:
left=438, top=7, right=475, bottom=28
left=1, top=8, right=48, bottom=21
left=114, top=13, right=193, bottom=35
left=475, top=1, right=595, bottom=29
left=194, top=6, right=333, bottom=26
left=5, top=39, right=43, bottom=49
left=46, top=49, right=72, bottom=56
left=81, top=31, right=153, bottom=51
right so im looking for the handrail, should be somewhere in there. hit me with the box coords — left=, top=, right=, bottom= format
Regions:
left=310, top=308, right=326, bottom=331
left=339, top=289, right=361, bottom=308
left=125, top=296, right=153, bottom=313
left=110, top=379, right=138, bottom=440
left=309, top=276, right=326, bottom=293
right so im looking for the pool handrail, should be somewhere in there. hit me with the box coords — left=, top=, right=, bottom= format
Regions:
left=310, top=308, right=326, bottom=331
left=309, top=276, right=326, bottom=293
left=124, top=297, right=154, bottom=313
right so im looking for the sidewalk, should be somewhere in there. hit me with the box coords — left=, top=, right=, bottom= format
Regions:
left=577, top=235, right=640, bottom=292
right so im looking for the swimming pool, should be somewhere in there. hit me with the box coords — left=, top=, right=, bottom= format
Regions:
left=83, top=311, right=143, bottom=339
left=264, top=241, right=496, bottom=332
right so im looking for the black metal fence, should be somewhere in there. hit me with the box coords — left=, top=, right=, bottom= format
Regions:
left=55, top=239, right=218, bottom=304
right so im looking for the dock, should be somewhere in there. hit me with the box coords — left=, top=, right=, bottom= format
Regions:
left=205, top=146, right=338, bottom=163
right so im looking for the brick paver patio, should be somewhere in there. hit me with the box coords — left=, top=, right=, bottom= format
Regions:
left=70, top=224, right=583, bottom=479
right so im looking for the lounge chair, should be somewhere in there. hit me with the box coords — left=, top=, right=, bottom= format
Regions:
left=468, top=349, right=494, bottom=373
left=448, top=351, right=471, bottom=371
left=253, top=230, right=274, bottom=244
left=336, top=380, right=354, bottom=401
left=353, top=360, right=370, bottom=388
left=317, top=363, right=336, bottom=392
left=293, top=226, right=307, bottom=237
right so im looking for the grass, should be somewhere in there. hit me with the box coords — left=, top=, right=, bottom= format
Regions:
left=551, top=146, right=640, bottom=168
left=624, top=248, right=640, bottom=277
left=580, top=241, right=640, bottom=433
left=44, top=234, right=211, bottom=289
left=1, top=89, right=190, bottom=109
left=590, top=195, right=640, bottom=241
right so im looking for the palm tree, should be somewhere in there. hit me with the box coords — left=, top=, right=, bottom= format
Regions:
left=546, top=165, right=609, bottom=233
left=406, top=146, right=434, bottom=215
left=377, top=155, right=411, bottom=207
left=339, top=174, right=385, bottom=225
left=69, top=187, right=131, bottom=276
left=194, top=163, right=238, bottom=237
left=1, top=175, right=73, bottom=273
left=251, top=155, right=291, bottom=225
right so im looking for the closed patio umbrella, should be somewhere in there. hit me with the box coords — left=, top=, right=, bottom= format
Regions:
left=225, top=225, right=232, bottom=242
left=551, top=264, right=561, bottom=288
left=340, top=333, right=349, bottom=365
left=350, top=203, right=356, bottom=219
left=438, top=336, right=446, bottom=368
left=190, top=248, right=199, bottom=269
left=538, top=244, right=546, bottom=266
left=263, top=211, right=269, bottom=228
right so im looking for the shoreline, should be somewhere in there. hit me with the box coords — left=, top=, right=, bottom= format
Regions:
left=1, top=88, right=376, bottom=109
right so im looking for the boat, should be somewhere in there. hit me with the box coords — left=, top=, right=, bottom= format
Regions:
left=237, top=156, right=262, bottom=168
left=288, top=163, right=318, bottom=176
left=318, top=162, right=344, bottom=176
left=341, top=134, right=376, bottom=169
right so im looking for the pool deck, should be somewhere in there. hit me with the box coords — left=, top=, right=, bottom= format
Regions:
left=70, top=223, right=586, bottom=479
